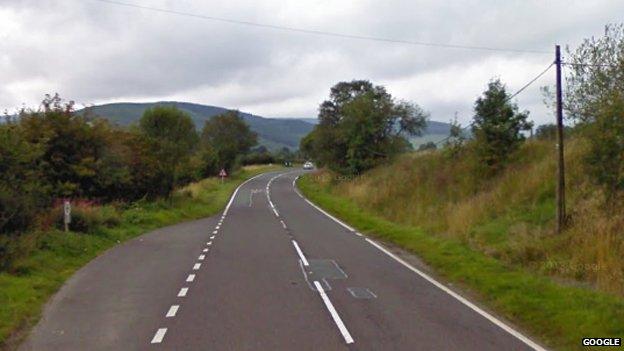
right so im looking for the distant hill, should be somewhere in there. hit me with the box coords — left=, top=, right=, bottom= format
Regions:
left=78, top=101, right=452, bottom=150
left=80, top=102, right=314, bottom=151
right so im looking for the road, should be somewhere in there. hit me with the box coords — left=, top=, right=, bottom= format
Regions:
left=21, top=170, right=545, bottom=351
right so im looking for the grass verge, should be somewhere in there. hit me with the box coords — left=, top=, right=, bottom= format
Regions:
left=298, top=174, right=624, bottom=351
left=0, top=165, right=281, bottom=349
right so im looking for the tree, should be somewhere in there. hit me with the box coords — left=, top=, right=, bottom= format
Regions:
left=200, top=111, right=257, bottom=172
left=304, top=80, right=428, bottom=175
left=18, top=94, right=114, bottom=198
left=564, top=24, right=624, bottom=123
left=564, top=24, right=624, bottom=201
left=418, top=141, right=437, bottom=151
left=535, top=124, right=558, bottom=140
left=471, top=79, right=532, bottom=173
left=444, top=115, right=466, bottom=158
left=139, top=106, right=198, bottom=195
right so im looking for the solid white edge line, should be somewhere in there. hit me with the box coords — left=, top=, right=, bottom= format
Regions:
left=151, top=328, right=167, bottom=343
left=166, top=305, right=179, bottom=317
left=313, top=281, right=354, bottom=344
left=294, top=175, right=546, bottom=351
left=292, top=240, right=309, bottom=266
left=177, top=287, right=188, bottom=297
left=365, top=238, right=546, bottom=351
left=272, top=207, right=280, bottom=217
left=302, top=198, right=356, bottom=232
left=223, top=172, right=268, bottom=216
left=186, top=274, right=195, bottom=282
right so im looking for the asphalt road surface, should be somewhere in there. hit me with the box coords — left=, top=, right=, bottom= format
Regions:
left=21, top=170, right=545, bottom=351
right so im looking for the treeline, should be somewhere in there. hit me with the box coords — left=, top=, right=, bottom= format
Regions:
left=0, top=95, right=264, bottom=266
left=303, top=24, right=624, bottom=203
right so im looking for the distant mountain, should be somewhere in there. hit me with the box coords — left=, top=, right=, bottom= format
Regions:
left=78, top=101, right=451, bottom=150
left=289, top=118, right=318, bottom=125
left=80, top=102, right=314, bottom=151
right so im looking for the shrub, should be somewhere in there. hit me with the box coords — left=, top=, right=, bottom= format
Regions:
left=50, top=202, right=121, bottom=233
left=583, top=94, right=624, bottom=200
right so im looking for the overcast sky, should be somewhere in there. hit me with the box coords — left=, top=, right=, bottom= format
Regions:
left=1, top=0, right=623, bottom=126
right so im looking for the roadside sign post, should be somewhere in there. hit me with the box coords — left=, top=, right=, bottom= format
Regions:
left=63, top=200, right=71, bottom=232
left=219, top=169, right=228, bottom=184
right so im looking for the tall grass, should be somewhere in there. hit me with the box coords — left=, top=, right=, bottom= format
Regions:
left=318, top=138, right=624, bottom=296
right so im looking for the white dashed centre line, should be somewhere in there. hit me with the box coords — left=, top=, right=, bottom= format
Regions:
left=203, top=248, right=208, bottom=252
left=207, top=242, right=212, bottom=246
left=198, top=255, right=205, bottom=260
left=193, top=263, right=201, bottom=270
left=186, top=274, right=195, bottom=282
left=166, top=305, right=179, bottom=317
left=292, top=240, right=309, bottom=266
left=151, top=328, right=167, bottom=343
left=314, top=281, right=354, bottom=344
left=210, top=235, right=215, bottom=239
left=178, top=287, right=188, bottom=297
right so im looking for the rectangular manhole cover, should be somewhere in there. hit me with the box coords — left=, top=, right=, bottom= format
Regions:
left=347, top=287, right=377, bottom=299
left=300, top=259, right=347, bottom=291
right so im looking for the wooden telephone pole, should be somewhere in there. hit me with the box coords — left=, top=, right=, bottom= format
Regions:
left=555, top=45, right=566, bottom=233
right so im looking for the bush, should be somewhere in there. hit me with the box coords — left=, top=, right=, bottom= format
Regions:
left=584, top=94, right=624, bottom=200
left=49, top=202, right=121, bottom=233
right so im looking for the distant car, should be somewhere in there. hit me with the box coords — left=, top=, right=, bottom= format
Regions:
left=303, top=161, right=314, bottom=170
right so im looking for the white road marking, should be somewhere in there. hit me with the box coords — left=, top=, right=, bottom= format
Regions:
left=203, top=248, right=208, bottom=252
left=151, top=328, right=167, bottom=343
left=186, top=274, right=195, bottom=282
left=193, top=263, right=201, bottom=270
left=212, top=230, right=218, bottom=234
left=364, top=238, right=547, bottom=351
left=207, top=241, right=212, bottom=246
left=313, top=281, right=354, bottom=344
left=223, top=172, right=267, bottom=216
left=294, top=176, right=547, bottom=351
left=166, top=305, right=179, bottom=317
left=178, top=287, right=188, bottom=297
left=215, top=225, right=220, bottom=230
left=292, top=240, right=309, bottom=266
left=210, top=235, right=215, bottom=239
left=280, top=220, right=287, bottom=229
left=272, top=207, right=280, bottom=217
left=198, top=255, right=205, bottom=260
left=302, top=198, right=356, bottom=232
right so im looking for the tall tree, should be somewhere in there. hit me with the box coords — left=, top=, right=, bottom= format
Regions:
left=139, top=106, right=198, bottom=195
left=471, top=79, right=532, bottom=173
left=564, top=24, right=624, bottom=123
left=303, top=80, right=427, bottom=175
left=564, top=24, right=624, bottom=200
left=201, top=111, right=257, bottom=172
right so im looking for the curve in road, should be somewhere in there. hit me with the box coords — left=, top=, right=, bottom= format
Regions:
left=21, top=170, right=546, bottom=351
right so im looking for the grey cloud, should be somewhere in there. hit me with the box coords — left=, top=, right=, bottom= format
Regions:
left=1, top=0, right=623, bottom=126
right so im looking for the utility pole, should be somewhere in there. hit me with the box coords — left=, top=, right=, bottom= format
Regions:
left=555, top=45, right=566, bottom=233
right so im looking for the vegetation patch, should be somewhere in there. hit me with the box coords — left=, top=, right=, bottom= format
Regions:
left=298, top=173, right=624, bottom=351
left=0, top=165, right=279, bottom=349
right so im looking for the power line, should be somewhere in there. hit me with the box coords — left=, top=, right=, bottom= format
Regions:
left=562, top=62, right=620, bottom=68
left=92, top=0, right=551, bottom=54
left=435, top=61, right=555, bottom=145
